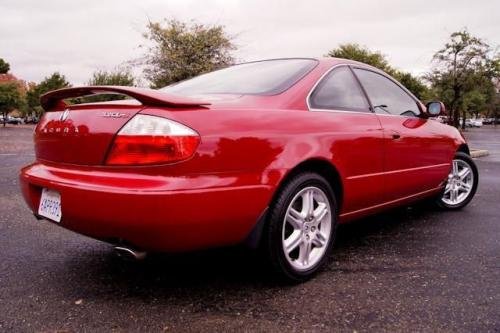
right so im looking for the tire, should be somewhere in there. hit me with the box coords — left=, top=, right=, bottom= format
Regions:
left=262, top=172, right=338, bottom=282
left=436, top=152, right=478, bottom=210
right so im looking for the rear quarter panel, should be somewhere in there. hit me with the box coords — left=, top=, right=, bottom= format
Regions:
left=140, top=107, right=387, bottom=216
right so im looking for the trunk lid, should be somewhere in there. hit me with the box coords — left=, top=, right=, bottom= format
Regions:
left=35, top=103, right=143, bottom=165
left=35, top=86, right=210, bottom=166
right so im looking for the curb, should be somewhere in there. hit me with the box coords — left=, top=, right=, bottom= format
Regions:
left=470, top=149, right=489, bottom=158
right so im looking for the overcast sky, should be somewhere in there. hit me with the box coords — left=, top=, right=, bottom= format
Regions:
left=1, top=0, right=499, bottom=85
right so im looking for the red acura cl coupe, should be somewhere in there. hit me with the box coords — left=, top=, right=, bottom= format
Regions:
left=20, top=58, right=478, bottom=281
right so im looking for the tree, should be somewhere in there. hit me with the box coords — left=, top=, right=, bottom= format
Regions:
left=427, top=29, right=499, bottom=128
left=463, top=90, right=487, bottom=119
left=326, top=43, right=428, bottom=99
left=37, top=72, right=70, bottom=94
left=489, top=79, right=500, bottom=123
left=26, top=83, right=42, bottom=116
left=88, top=69, right=135, bottom=86
left=0, top=83, right=22, bottom=126
left=27, top=72, right=70, bottom=115
left=79, top=69, right=136, bottom=102
left=25, top=82, right=40, bottom=115
left=142, top=19, right=235, bottom=88
left=392, top=70, right=429, bottom=100
left=0, top=58, right=10, bottom=74
left=327, top=43, right=392, bottom=72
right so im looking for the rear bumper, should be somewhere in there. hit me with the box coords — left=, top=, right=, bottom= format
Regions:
left=20, top=162, right=273, bottom=252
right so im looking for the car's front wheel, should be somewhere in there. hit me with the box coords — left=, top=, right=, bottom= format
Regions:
left=263, top=172, right=337, bottom=282
left=437, top=152, right=478, bottom=210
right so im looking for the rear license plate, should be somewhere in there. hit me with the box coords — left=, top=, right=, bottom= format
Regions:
left=38, top=188, right=62, bottom=222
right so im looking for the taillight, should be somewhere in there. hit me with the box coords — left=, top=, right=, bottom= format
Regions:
left=105, top=114, right=200, bottom=165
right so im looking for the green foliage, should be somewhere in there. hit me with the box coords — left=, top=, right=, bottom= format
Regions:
left=81, top=69, right=136, bottom=103
left=326, top=43, right=429, bottom=99
left=27, top=72, right=70, bottom=115
left=463, top=90, right=487, bottom=117
left=37, top=72, right=71, bottom=93
left=490, top=82, right=500, bottom=119
left=142, top=19, right=235, bottom=88
left=392, top=71, right=429, bottom=100
left=327, top=43, right=392, bottom=72
left=0, top=58, right=10, bottom=74
left=88, top=69, right=135, bottom=86
left=0, top=83, right=22, bottom=125
left=26, top=85, right=42, bottom=116
left=426, top=29, right=498, bottom=128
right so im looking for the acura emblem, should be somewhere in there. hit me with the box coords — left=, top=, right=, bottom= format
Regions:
left=60, top=109, right=70, bottom=121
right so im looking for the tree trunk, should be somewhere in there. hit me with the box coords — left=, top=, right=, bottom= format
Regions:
left=453, top=106, right=460, bottom=128
left=461, top=109, right=467, bottom=130
left=451, top=85, right=461, bottom=128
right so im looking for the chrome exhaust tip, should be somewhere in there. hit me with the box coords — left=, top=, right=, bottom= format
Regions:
left=114, top=246, right=147, bottom=261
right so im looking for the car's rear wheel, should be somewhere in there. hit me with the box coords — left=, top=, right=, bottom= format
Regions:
left=437, top=152, right=478, bottom=210
left=263, top=172, right=337, bottom=282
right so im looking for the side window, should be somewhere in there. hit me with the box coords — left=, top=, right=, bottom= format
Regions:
left=353, top=68, right=421, bottom=117
left=309, top=66, right=370, bottom=111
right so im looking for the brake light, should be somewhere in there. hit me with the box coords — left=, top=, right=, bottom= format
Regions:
left=105, top=114, right=200, bottom=165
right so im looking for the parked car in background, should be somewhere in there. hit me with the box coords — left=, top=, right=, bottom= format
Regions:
left=6, top=116, right=24, bottom=125
left=434, top=115, right=448, bottom=123
left=465, top=119, right=483, bottom=128
left=474, top=119, right=484, bottom=127
left=20, top=58, right=479, bottom=281
left=24, top=116, right=39, bottom=124
left=483, top=118, right=499, bottom=125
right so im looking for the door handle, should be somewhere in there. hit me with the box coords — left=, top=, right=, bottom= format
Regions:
left=391, top=132, right=401, bottom=140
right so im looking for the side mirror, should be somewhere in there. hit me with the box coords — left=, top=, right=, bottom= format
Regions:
left=426, top=101, right=446, bottom=117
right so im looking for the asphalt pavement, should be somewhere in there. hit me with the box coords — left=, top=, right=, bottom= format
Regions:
left=0, top=125, right=498, bottom=332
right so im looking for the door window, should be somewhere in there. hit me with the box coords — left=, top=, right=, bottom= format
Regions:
left=309, top=66, right=370, bottom=111
left=353, top=68, right=421, bottom=117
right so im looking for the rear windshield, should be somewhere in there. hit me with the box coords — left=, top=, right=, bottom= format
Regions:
left=160, top=59, right=318, bottom=96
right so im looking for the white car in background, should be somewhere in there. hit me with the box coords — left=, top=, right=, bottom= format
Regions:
left=435, top=116, right=448, bottom=123
left=465, top=119, right=483, bottom=127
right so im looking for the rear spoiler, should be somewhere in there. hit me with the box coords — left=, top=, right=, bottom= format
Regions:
left=40, top=86, right=211, bottom=111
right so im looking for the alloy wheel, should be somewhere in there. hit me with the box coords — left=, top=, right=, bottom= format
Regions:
left=281, top=186, right=332, bottom=271
left=441, top=159, right=475, bottom=206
